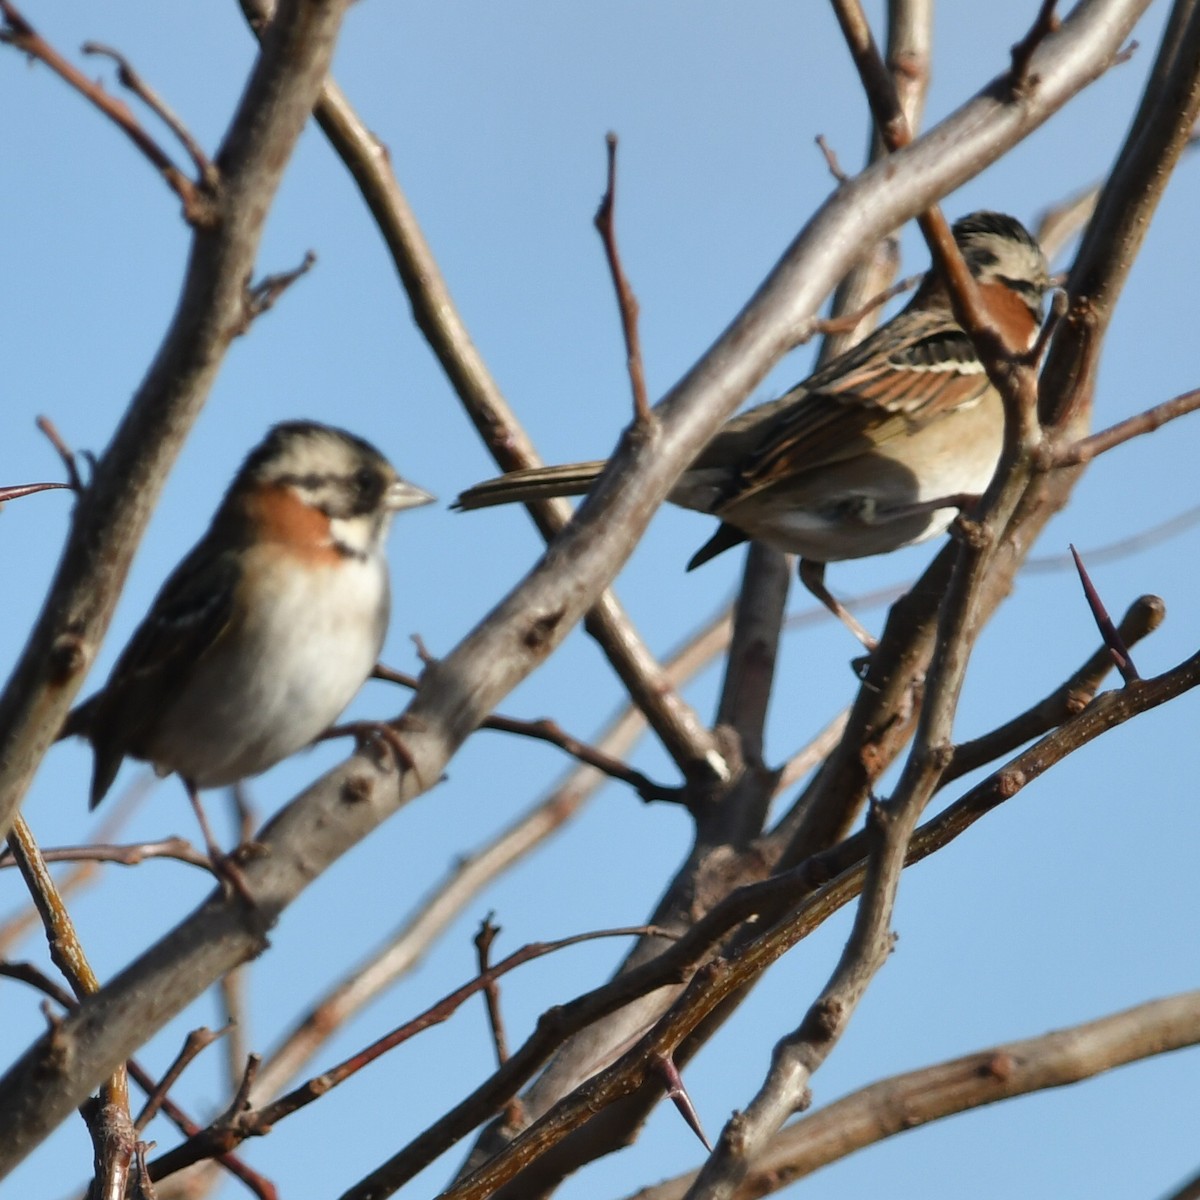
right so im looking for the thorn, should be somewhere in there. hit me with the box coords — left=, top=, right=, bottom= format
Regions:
left=653, top=1053, right=711, bottom=1151
left=1070, top=544, right=1140, bottom=683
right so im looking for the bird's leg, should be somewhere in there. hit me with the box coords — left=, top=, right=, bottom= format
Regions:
left=184, top=779, right=255, bottom=905
left=798, top=558, right=877, bottom=652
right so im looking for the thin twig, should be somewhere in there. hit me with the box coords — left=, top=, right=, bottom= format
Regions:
left=1049, top=386, right=1200, bottom=467
left=35, top=415, right=87, bottom=492
left=147, top=924, right=666, bottom=1181
left=0, top=3, right=213, bottom=224
left=0, top=837, right=211, bottom=872
left=474, top=917, right=510, bottom=1067
left=235, top=250, right=317, bottom=335
left=135, top=1027, right=230, bottom=1132
left=814, top=134, right=849, bottom=183
left=944, top=593, right=1163, bottom=783
left=0, top=481, right=70, bottom=503
left=805, top=272, right=921, bottom=339
left=81, top=41, right=216, bottom=184
left=371, top=664, right=682, bottom=802
left=594, top=132, right=652, bottom=427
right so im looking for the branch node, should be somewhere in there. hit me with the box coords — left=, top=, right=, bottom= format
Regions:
left=236, top=250, right=318, bottom=336
left=1009, top=0, right=1060, bottom=99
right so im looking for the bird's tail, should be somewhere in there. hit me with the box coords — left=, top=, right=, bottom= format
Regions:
left=453, top=461, right=608, bottom=511
left=57, top=698, right=120, bottom=810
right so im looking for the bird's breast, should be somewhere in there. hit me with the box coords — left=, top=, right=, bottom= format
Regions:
left=143, top=546, right=390, bottom=788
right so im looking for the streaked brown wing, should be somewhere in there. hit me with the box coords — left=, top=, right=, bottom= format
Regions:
left=713, top=309, right=987, bottom=503
left=83, top=538, right=241, bottom=765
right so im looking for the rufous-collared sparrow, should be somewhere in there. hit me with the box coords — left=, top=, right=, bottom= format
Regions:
left=62, top=421, right=433, bottom=871
left=455, top=211, right=1051, bottom=646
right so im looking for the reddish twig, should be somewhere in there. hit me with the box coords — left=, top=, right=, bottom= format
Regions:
left=81, top=41, right=215, bottom=184
left=1070, top=545, right=1140, bottom=683
left=147, top=924, right=666, bottom=1180
left=806, top=272, right=921, bottom=340
left=1048, top=386, right=1200, bottom=467
left=0, top=481, right=70, bottom=504
left=474, top=917, right=510, bottom=1067
left=371, top=664, right=681, bottom=802
left=135, top=1026, right=230, bottom=1133
left=594, top=132, right=651, bottom=426
left=827, top=0, right=996, bottom=366
left=0, top=3, right=214, bottom=224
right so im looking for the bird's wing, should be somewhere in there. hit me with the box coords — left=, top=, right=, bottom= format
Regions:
left=76, top=537, right=242, bottom=805
left=707, top=309, right=989, bottom=504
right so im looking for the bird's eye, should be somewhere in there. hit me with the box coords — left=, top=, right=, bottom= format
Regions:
left=353, top=466, right=382, bottom=506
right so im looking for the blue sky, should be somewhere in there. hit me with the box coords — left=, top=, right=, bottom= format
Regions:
left=2, top=4, right=1197, bottom=1198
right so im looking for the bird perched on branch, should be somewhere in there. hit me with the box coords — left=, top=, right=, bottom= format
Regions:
left=62, top=421, right=434, bottom=887
left=455, top=211, right=1051, bottom=647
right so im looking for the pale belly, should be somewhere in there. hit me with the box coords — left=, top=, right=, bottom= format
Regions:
left=692, top=393, right=1005, bottom=562
left=146, top=553, right=389, bottom=788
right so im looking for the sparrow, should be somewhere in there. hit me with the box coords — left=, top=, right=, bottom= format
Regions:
left=455, top=212, right=1051, bottom=646
left=62, top=421, right=433, bottom=879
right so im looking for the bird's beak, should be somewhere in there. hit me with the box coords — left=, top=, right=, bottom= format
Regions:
left=386, top=478, right=436, bottom=512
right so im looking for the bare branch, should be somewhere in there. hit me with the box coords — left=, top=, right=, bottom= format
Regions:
left=0, top=4, right=214, bottom=224
left=945, top=593, right=1164, bottom=782
left=1049, top=385, right=1200, bottom=466
left=80, top=41, right=215, bottom=184
left=134, top=1027, right=230, bottom=1133
left=594, top=133, right=652, bottom=427
left=371, top=664, right=681, bottom=801
left=625, top=990, right=1200, bottom=1200
left=475, top=917, right=511, bottom=1067
left=147, top=925, right=665, bottom=1182
left=0, top=838, right=211, bottom=872
left=0, top=481, right=70, bottom=504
